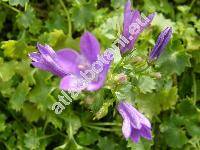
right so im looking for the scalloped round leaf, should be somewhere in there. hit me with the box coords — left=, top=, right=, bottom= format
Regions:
left=156, top=40, right=191, bottom=75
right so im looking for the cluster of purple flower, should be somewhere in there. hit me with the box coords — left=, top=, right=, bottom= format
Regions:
left=29, top=0, right=172, bottom=143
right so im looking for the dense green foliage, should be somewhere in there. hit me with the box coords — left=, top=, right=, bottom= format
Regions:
left=0, top=0, right=199, bottom=149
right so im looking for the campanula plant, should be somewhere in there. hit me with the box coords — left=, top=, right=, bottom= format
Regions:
left=1, top=0, right=196, bottom=149
left=28, top=0, right=173, bottom=145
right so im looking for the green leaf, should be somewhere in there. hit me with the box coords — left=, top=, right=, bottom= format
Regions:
left=8, top=0, right=29, bottom=6
left=1, top=40, right=32, bottom=59
left=0, top=114, right=6, bottom=132
left=77, top=130, right=99, bottom=146
left=89, top=89, right=107, bottom=113
left=127, top=138, right=153, bottom=150
left=163, top=127, right=187, bottom=148
left=94, top=14, right=123, bottom=42
left=0, top=11, right=6, bottom=31
left=71, top=1, right=96, bottom=30
left=138, top=76, right=156, bottom=94
left=22, top=103, right=44, bottom=122
left=177, top=100, right=200, bottom=137
left=115, top=82, right=134, bottom=101
left=177, top=100, right=197, bottom=116
left=136, top=87, right=178, bottom=118
left=143, top=0, right=174, bottom=15
left=177, top=5, right=190, bottom=13
left=39, top=29, right=80, bottom=50
left=63, top=112, right=81, bottom=136
left=98, top=137, right=117, bottom=150
left=94, top=100, right=113, bottom=120
left=0, top=61, right=16, bottom=81
left=46, top=112, right=63, bottom=129
left=9, top=81, right=30, bottom=111
left=15, top=60, right=36, bottom=85
left=152, top=13, right=176, bottom=31
left=28, top=71, right=55, bottom=111
left=111, top=0, right=126, bottom=9
left=156, top=39, right=191, bottom=75
left=196, top=79, right=200, bottom=100
left=0, top=80, right=14, bottom=97
left=16, top=5, right=41, bottom=34
left=24, top=128, right=44, bottom=150
left=45, top=11, right=68, bottom=33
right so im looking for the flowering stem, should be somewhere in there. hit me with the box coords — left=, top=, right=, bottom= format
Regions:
left=1, top=2, right=20, bottom=13
left=59, top=0, right=72, bottom=37
left=192, top=72, right=197, bottom=104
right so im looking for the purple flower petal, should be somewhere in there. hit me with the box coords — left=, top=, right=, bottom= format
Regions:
left=37, top=43, right=56, bottom=57
left=80, top=32, right=100, bottom=64
left=59, top=75, right=85, bottom=92
left=56, top=48, right=82, bottom=74
left=29, top=44, right=68, bottom=77
left=120, top=102, right=142, bottom=129
left=140, top=125, right=152, bottom=140
left=130, top=128, right=140, bottom=143
left=149, top=27, right=172, bottom=60
left=146, top=13, right=156, bottom=26
left=87, top=64, right=110, bottom=91
left=121, top=8, right=140, bottom=53
left=120, top=0, right=155, bottom=54
left=29, top=52, right=41, bottom=62
left=123, top=0, right=140, bottom=39
left=117, top=101, right=152, bottom=143
left=135, top=110, right=151, bottom=128
left=31, top=62, right=50, bottom=71
left=117, top=102, right=132, bottom=139
left=41, top=53, right=66, bottom=77
left=122, top=117, right=132, bottom=139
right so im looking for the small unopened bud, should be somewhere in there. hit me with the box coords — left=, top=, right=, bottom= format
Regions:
left=84, top=96, right=94, bottom=105
left=132, top=56, right=143, bottom=63
left=150, top=72, right=162, bottom=79
left=115, top=73, right=128, bottom=84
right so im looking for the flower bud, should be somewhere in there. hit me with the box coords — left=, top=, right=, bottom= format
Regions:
left=150, top=72, right=162, bottom=79
left=132, top=56, right=143, bottom=63
left=115, top=73, right=128, bottom=84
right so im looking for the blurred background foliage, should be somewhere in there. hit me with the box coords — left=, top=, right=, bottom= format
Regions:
left=0, top=0, right=199, bottom=149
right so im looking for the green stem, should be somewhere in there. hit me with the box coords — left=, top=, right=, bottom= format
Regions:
left=190, top=0, right=196, bottom=8
left=0, top=140, right=10, bottom=150
left=136, top=64, right=150, bottom=73
left=1, top=2, right=20, bottom=13
left=59, top=0, right=72, bottom=37
left=113, top=56, right=124, bottom=72
left=57, top=131, right=68, bottom=138
left=39, top=133, right=57, bottom=140
left=75, top=0, right=80, bottom=5
left=85, top=125, right=120, bottom=132
left=192, top=72, right=197, bottom=104
left=43, top=120, right=48, bottom=134
left=89, top=122, right=121, bottom=126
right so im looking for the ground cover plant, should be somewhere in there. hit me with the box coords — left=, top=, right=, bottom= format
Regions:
left=0, top=0, right=199, bottom=149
